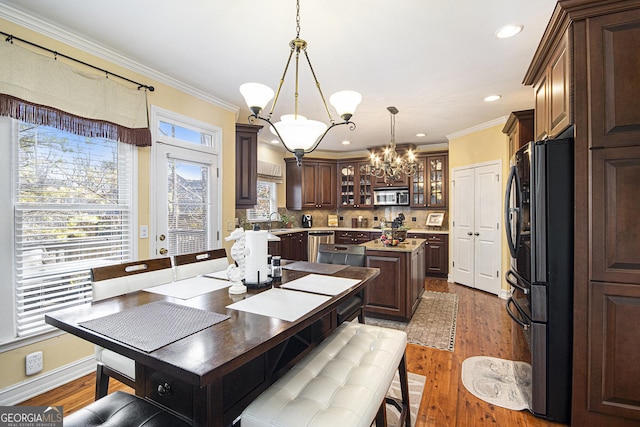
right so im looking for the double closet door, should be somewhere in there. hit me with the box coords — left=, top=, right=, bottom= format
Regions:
left=451, top=161, right=502, bottom=295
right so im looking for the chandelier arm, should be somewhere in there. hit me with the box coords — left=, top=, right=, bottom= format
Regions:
left=302, top=49, right=336, bottom=124
left=268, top=46, right=297, bottom=119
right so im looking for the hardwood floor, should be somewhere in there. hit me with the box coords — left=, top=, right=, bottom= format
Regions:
left=20, top=278, right=567, bottom=426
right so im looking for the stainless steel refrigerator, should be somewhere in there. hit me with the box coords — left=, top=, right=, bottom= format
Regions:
left=504, top=134, right=573, bottom=423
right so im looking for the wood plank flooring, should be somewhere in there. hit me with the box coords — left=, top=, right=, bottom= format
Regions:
left=20, top=278, right=567, bottom=426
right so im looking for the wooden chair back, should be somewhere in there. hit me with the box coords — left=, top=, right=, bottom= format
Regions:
left=91, top=258, right=173, bottom=301
left=173, top=248, right=229, bottom=281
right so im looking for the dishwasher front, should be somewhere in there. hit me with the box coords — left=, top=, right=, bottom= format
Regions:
left=307, top=231, right=335, bottom=262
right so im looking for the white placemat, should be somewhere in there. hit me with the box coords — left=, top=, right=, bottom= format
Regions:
left=226, top=288, right=331, bottom=322
left=280, top=273, right=361, bottom=296
left=144, top=276, right=231, bottom=299
left=203, top=270, right=230, bottom=280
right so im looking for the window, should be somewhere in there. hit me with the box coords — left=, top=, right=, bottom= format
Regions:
left=246, top=180, right=278, bottom=222
left=0, top=117, right=134, bottom=341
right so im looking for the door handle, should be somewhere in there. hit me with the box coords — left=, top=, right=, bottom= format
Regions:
left=467, top=232, right=473, bottom=235
left=474, top=232, right=479, bottom=236
left=159, top=248, right=168, bottom=255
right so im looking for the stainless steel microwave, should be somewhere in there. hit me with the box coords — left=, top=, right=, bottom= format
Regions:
left=373, top=187, right=410, bottom=206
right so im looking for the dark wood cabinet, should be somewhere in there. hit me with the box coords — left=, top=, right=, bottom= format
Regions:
left=527, top=2, right=640, bottom=425
left=286, top=158, right=337, bottom=210
left=335, top=231, right=371, bottom=244
left=235, top=123, right=262, bottom=208
left=363, top=241, right=426, bottom=321
left=410, top=153, right=448, bottom=208
left=407, top=233, right=448, bottom=277
left=502, top=110, right=534, bottom=160
left=338, top=161, right=374, bottom=208
left=530, top=27, right=571, bottom=141
left=373, top=173, right=409, bottom=188
left=273, top=231, right=308, bottom=261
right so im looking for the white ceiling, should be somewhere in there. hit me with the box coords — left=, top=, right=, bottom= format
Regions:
left=0, top=0, right=557, bottom=153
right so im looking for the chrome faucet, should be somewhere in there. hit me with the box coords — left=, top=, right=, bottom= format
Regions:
left=268, top=212, right=280, bottom=231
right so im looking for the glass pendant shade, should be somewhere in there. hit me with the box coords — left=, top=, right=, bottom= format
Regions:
left=271, top=115, right=327, bottom=151
left=239, top=83, right=275, bottom=113
left=329, top=90, right=362, bottom=120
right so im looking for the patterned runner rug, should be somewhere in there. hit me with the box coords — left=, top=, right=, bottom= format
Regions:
left=366, top=291, right=458, bottom=351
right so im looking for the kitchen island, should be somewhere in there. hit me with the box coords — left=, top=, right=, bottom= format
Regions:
left=360, top=238, right=426, bottom=321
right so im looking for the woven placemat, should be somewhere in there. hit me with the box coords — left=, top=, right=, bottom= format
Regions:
left=80, top=301, right=229, bottom=352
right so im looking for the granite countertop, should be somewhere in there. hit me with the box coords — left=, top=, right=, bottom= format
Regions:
left=360, top=238, right=426, bottom=253
left=270, top=227, right=448, bottom=235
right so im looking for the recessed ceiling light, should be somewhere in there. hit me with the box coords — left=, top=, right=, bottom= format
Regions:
left=496, top=24, right=523, bottom=39
left=416, top=133, right=426, bottom=137
left=484, top=95, right=502, bottom=102
left=341, top=140, right=351, bottom=145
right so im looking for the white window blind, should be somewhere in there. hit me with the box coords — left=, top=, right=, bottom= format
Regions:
left=13, top=122, right=133, bottom=337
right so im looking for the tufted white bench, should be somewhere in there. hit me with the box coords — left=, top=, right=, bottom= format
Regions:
left=241, top=322, right=410, bottom=427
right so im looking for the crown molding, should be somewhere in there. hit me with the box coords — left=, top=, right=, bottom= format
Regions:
left=446, top=116, right=508, bottom=141
left=0, top=3, right=239, bottom=114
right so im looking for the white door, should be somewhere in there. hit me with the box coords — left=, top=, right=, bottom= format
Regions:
left=452, top=168, right=474, bottom=287
left=452, top=161, right=502, bottom=295
left=155, top=143, right=218, bottom=257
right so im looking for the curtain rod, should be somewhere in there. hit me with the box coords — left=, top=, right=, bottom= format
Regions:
left=1, top=31, right=155, bottom=92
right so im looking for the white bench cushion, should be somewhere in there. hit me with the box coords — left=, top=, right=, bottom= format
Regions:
left=241, top=322, right=407, bottom=427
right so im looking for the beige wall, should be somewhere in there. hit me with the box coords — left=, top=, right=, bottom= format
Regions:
left=0, top=18, right=237, bottom=392
left=448, top=122, right=511, bottom=292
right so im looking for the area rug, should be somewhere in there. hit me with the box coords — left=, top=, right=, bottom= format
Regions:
left=385, top=372, right=426, bottom=427
left=461, top=356, right=532, bottom=411
left=366, top=291, right=458, bottom=351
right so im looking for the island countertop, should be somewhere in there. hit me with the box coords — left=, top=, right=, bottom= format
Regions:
left=360, top=238, right=426, bottom=253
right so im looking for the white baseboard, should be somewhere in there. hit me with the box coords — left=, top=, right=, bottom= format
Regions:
left=499, top=288, right=512, bottom=300
left=0, top=356, right=95, bottom=406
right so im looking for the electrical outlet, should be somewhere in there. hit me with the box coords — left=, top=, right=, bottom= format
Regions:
left=139, top=225, right=149, bottom=239
left=26, top=351, right=43, bottom=375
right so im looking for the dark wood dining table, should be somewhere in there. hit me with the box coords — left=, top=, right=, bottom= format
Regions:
left=45, top=263, right=379, bottom=427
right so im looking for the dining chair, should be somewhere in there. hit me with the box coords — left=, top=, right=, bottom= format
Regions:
left=90, top=257, right=174, bottom=400
left=173, top=248, right=229, bottom=280
left=316, top=243, right=367, bottom=324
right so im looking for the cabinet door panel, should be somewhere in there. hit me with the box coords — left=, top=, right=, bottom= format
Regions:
left=591, top=146, right=640, bottom=282
left=365, top=253, right=404, bottom=318
left=589, top=9, right=640, bottom=148
left=301, top=163, right=318, bottom=208
left=534, top=75, right=548, bottom=141
left=588, top=281, right=640, bottom=420
left=316, top=162, right=336, bottom=208
left=549, top=31, right=571, bottom=137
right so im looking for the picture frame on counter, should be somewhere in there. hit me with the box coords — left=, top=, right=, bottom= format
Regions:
left=426, top=212, right=445, bottom=227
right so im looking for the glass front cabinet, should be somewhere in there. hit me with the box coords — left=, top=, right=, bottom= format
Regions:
left=410, top=153, right=447, bottom=208
left=339, top=161, right=373, bottom=209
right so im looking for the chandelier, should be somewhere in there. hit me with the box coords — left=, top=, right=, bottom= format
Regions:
left=369, top=106, right=417, bottom=183
left=239, top=0, right=362, bottom=166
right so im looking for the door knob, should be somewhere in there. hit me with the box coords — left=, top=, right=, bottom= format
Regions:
left=159, top=248, right=168, bottom=255
left=467, top=232, right=473, bottom=235
left=474, top=232, right=480, bottom=236
left=158, top=234, right=166, bottom=241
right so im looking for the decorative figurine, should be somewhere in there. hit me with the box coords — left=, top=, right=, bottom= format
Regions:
left=225, top=227, right=248, bottom=294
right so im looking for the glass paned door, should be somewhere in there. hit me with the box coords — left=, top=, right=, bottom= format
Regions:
left=155, top=143, right=218, bottom=256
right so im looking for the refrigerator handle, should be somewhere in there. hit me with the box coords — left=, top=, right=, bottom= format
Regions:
left=504, top=165, right=522, bottom=258
left=506, top=269, right=529, bottom=294
left=506, top=297, right=530, bottom=331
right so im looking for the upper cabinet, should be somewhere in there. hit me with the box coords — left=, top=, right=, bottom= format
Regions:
left=410, top=153, right=448, bottom=208
left=338, top=161, right=374, bottom=209
left=285, top=158, right=337, bottom=210
left=527, top=27, right=571, bottom=141
left=373, top=173, right=409, bottom=188
left=235, top=123, right=263, bottom=208
left=503, top=110, right=534, bottom=160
